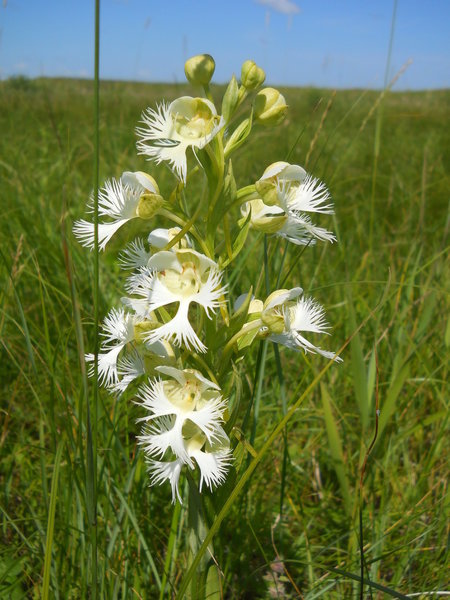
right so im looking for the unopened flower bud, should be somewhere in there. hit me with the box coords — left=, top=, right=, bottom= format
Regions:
left=261, top=309, right=285, bottom=334
left=136, top=192, right=164, bottom=219
left=184, top=54, right=215, bottom=86
left=253, top=88, right=287, bottom=127
left=241, top=60, right=266, bottom=90
left=255, top=179, right=278, bottom=206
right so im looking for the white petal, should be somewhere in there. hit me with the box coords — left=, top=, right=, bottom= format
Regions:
left=111, top=349, right=145, bottom=395
left=147, top=251, right=183, bottom=273
left=259, top=161, right=291, bottom=181
left=148, top=228, right=177, bottom=248
left=291, top=331, right=343, bottom=362
left=121, top=171, right=157, bottom=194
left=100, top=308, right=135, bottom=347
left=186, top=397, right=227, bottom=444
left=86, top=345, right=124, bottom=386
left=289, top=297, right=330, bottom=334
left=192, top=269, right=227, bottom=318
left=97, top=178, right=141, bottom=220
left=137, top=379, right=181, bottom=420
left=139, top=417, right=189, bottom=462
left=190, top=447, right=233, bottom=492
left=263, top=287, right=303, bottom=311
left=145, top=300, right=206, bottom=353
left=73, top=219, right=130, bottom=251
left=119, top=238, right=150, bottom=270
left=146, top=458, right=184, bottom=503
left=287, top=174, right=334, bottom=214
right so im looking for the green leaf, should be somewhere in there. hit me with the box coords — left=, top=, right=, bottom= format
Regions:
left=223, top=112, right=253, bottom=157
left=221, top=75, right=239, bottom=123
left=220, top=210, right=252, bottom=268
left=320, top=383, right=352, bottom=516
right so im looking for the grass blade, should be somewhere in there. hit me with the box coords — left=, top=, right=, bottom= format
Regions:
left=42, top=442, right=64, bottom=600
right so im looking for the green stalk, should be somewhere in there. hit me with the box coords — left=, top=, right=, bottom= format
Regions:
left=42, top=442, right=64, bottom=600
left=159, top=501, right=182, bottom=600
left=88, top=0, right=100, bottom=596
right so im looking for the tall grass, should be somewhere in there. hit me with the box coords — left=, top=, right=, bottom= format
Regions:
left=0, top=75, right=448, bottom=597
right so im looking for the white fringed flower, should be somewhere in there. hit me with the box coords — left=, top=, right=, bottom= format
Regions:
left=252, top=161, right=336, bottom=244
left=268, top=294, right=343, bottom=362
left=137, top=367, right=232, bottom=502
left=85, top=307, right=137, bottom=387
left=73, top=171, right=162, bottom=251
left=136, top=96, right=224, bottom=182
left=122, top=249, right=226, bottom=353
left=234, top=288, right=341, bottom=362
left=137, top=371, right=226, bottom=457
left=85, top=308, right=173, bottom=391
left=260, top=162, right=334, bottom=214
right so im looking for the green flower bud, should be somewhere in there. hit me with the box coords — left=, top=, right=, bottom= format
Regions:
left=241, top=60, right=266, bottom=90
left=184, top=54, right=215, bottom=86
left=136, top=192, right=164, bottom=219
left=254, top=179, right=278, bottom=206
left=253, top=88, right=288, bottom=127
left=261, top=309, right=285, bottom=334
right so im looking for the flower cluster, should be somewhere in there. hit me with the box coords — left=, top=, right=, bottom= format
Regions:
left=74, top=54, right=342, bottom=502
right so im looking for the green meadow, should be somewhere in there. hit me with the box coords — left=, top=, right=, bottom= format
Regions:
left=0, top=76, right=448, bottom=598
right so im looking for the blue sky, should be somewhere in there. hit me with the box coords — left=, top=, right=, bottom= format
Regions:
left=1, top=0, right=449, bottom=89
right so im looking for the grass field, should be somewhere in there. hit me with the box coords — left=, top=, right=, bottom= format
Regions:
left=0, top=75, right=448, bottom=598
